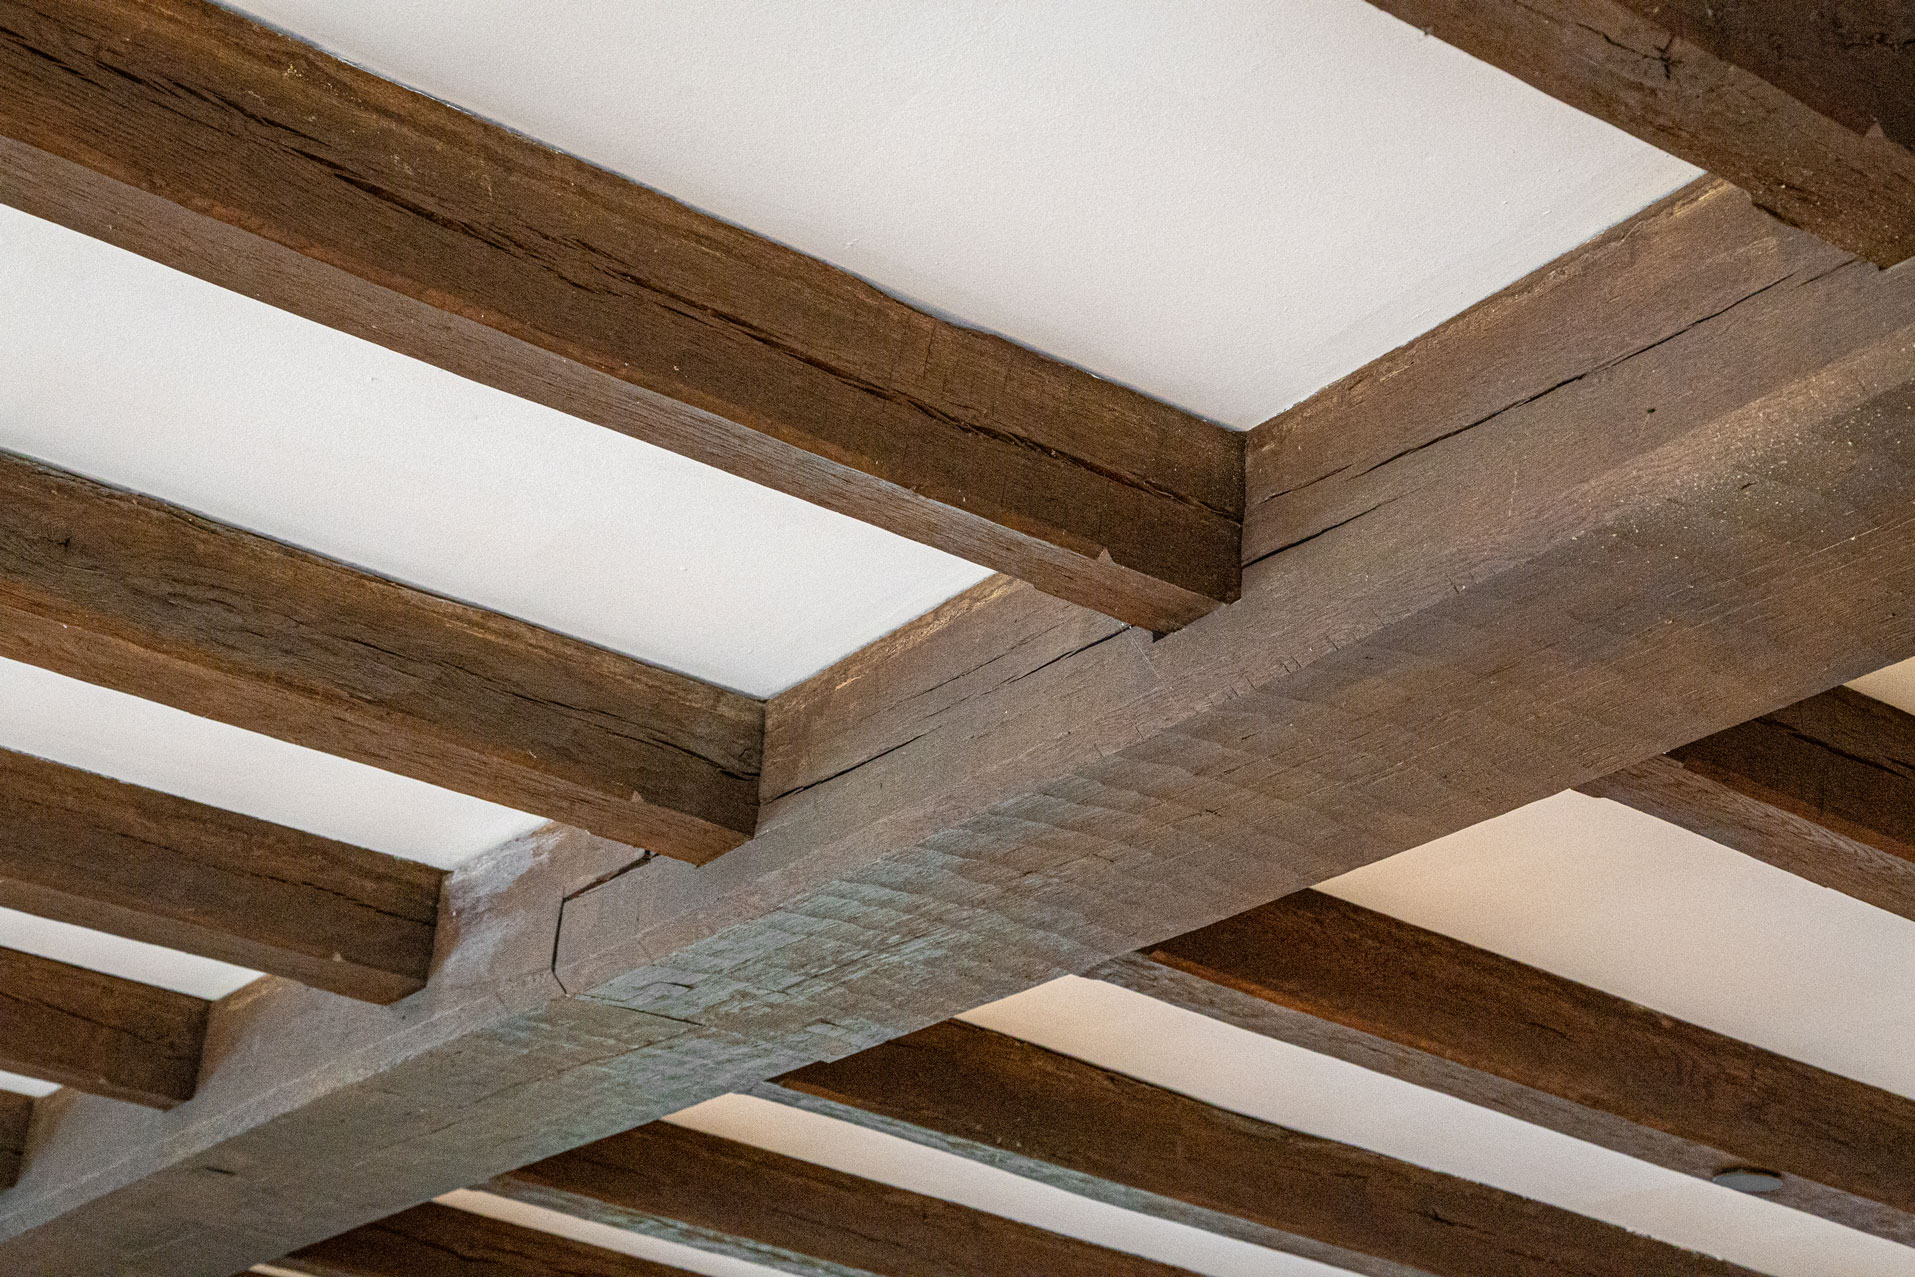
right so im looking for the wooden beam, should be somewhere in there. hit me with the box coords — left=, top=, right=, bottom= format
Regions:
left=493, top=1119, right=1203, bottom=1277
left=768, top=1021, right=1760, bottom=1277
left=1359, top=0, right=1915, bottom=265
left=1582, top=687, right=1915, bottom=921
left=7, top=182, right=1915, bottom=1274
left=1099, top=889, right=1915, bottom=1244
left=0, top=1092, right=30, bottom=1190
left=0, top=946, right=206, bottom=1109
left=278, top=1202, right=697, bottom=1277
left=0, top=0, right=1241, bottom=632
left=0, top=451, right=762, bottom=863
left=0, top=748, right=443, bottom=1005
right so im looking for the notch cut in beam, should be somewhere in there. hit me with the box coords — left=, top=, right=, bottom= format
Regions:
left=1360, top=0, right=1915, bottom=265
left=278, top=1201, right=698, bottom=1277
left=0, top=0, right=1242, bottom=631
left=0, top=452, right=762, bottom=863
left=1104, top=888, right=1915, bottom=1243
left=0, top=946, right=206, bottom=1109
left=771, top=1020, right=1763, bottom=1277
left=493, top=1118, right=1203, bottom=1277
left=0, top=748, right=444, bottom=1005
left=1583, top=686, right=1915, bottom=922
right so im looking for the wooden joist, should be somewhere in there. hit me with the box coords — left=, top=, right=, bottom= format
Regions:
left=0, top=946, right=205, bottom=1109
left=0, top=1092, right=29, bottom=1190
left=0, top=452, right=762, bottom=863
left=1583, top=687, right=1915, bottom=922
left=1360, top=0, right=1915, bottom=265
left=0, top=748, right=444, bottom=1005
left=767, top=1020, right=1760, bottom=1277
left=1099, top=889, right=1915, bottom=1243
left=0, top=0, right=1241, bottom=632
left=6, top=181, right=1915, bottom=1274
left=493, top=1119, right=1201, bottom=1277
left=279, top=1202, right=696, bottom=1277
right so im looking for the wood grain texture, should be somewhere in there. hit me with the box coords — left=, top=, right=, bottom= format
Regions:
left=279, top=1202, right=697, bottom=1277
left=0, top=451, right=761, bottom=863
left=0, top=0, right=1240, bottom=631
left=9, top=186, right=1915, bottom=1274
left=1109, top=889, right=1915, bottom=1243
left=0, top=1092, right=29, bottom=1190
left=0, top=748, right=442, bottom=1004
left=0, top=946, right=206, bottom=1108
left=494, top=1119, right=1202, bottom=1277
left=1580, top=753, right=1915, bottom=922
left=773, top=1021, right=1758, bottom=1277
left=1361, top=0, right=1915, bottom=264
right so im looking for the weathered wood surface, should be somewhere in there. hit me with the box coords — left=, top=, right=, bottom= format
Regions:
left=493, top=1119, right=1202, bottom=1277
left=769, top=1021, right=1760, bottom=1277
left=1361, top=0, right=1915, bottom=264
left=5, top=183, right=1915, bottom=1274
left=1100, top=889, right=1915, bottom=1243
left=0, top=748, right=443, bottom=1004
left=278, top=1202, right=697, bottom=1277
left=0, top=1092, right=30, bottom=1190
left=0, top=946, right=206, bottom=1108
left=0, top=0, right=1241, bottom=631
left=0, top=452, right=761, bottom=862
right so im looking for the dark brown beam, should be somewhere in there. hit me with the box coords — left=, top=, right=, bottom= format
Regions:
left=0, top=946, right=206, bottom=1109
left=1100, top=889, right=1915, bottom=1244
left=9, top=182, right=1915, bottom=1273
left=1360, top=0, right=1915, bottom=265
left=0, top=1092, right=30, bottom=1189
left=0, top=0, right=1240, bottom=632
left=1583, top=686, right=1915, bottom=921
left=279, top=1202, right=697, bottom=1277
left=772, top=1021, right=1760, bottom=1277
left=0, top=748, right=443, bottom=1004
left=0, top=451, right=761, bottom=863
left=494, top=1119, right=1202, bottom=1277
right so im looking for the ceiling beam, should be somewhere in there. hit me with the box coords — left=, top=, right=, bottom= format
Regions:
left=0, top=748, right=443, bottom=1005
left=1359, top=0, right=1915, bottom=265
left=0, top=946, right=206, bottom=1109
left=277, top=1202, right=698, bottom=1277
left=0, top=1093, right=30, bottom=1190
left=1098, top=889, right=1915, bottom=1244
left=6, top=180, right=1915, bottom=1274
left=1583, top=687, right=1915, bottom=922
left=765, top=1020, right=1761, bottom=1277
left=0, top=0, right=1241, bottom=632
left=0, top=452, right=762, bottom=863
left=491, top=1118, right=1203, bottom=1277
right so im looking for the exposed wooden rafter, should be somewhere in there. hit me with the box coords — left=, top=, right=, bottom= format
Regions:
left=279, top=1202, right=696, bottom=1277
left=0, top=946, right=206, bottom=1109
left=765, top=1020, right=1762, bottom=1277
left=0, top=0, right=1242, bottom=632
left=5, top=177, right=1914, bottom=1272
left=490, top=1119, right=1202, bottom=1277
left=0, top=1093, right=30, bottom=1191
left=0, top=748, right=444, bottom=1004
left=1098, top=889, right=1915, bottom=1244
left=0, top=452, right=762, bottom=862
left=1584, top=686, right=1915, bottom=922
left=1360, top=0, right=1915, bottom=264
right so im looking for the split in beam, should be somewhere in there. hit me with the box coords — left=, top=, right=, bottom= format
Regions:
left=1583, top=686, right=1915, bottom=923
left=278, top=1202, right=697, bottom=1277
left=492, top=1118, right=1202, bottom=1277
left=0, top=946, right=206, bottom=1109
left=0, top=0, right=1242, bottom=632
left=1360, top=0, right=1915, bottom=265
left=768, top=1020, right=1762, bottom=1277
left=1099, top=888, right=1915, bottom=1244
left=0, top=747, right=444, bottom=1005
left=0, top=451, right=762, bottom=862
